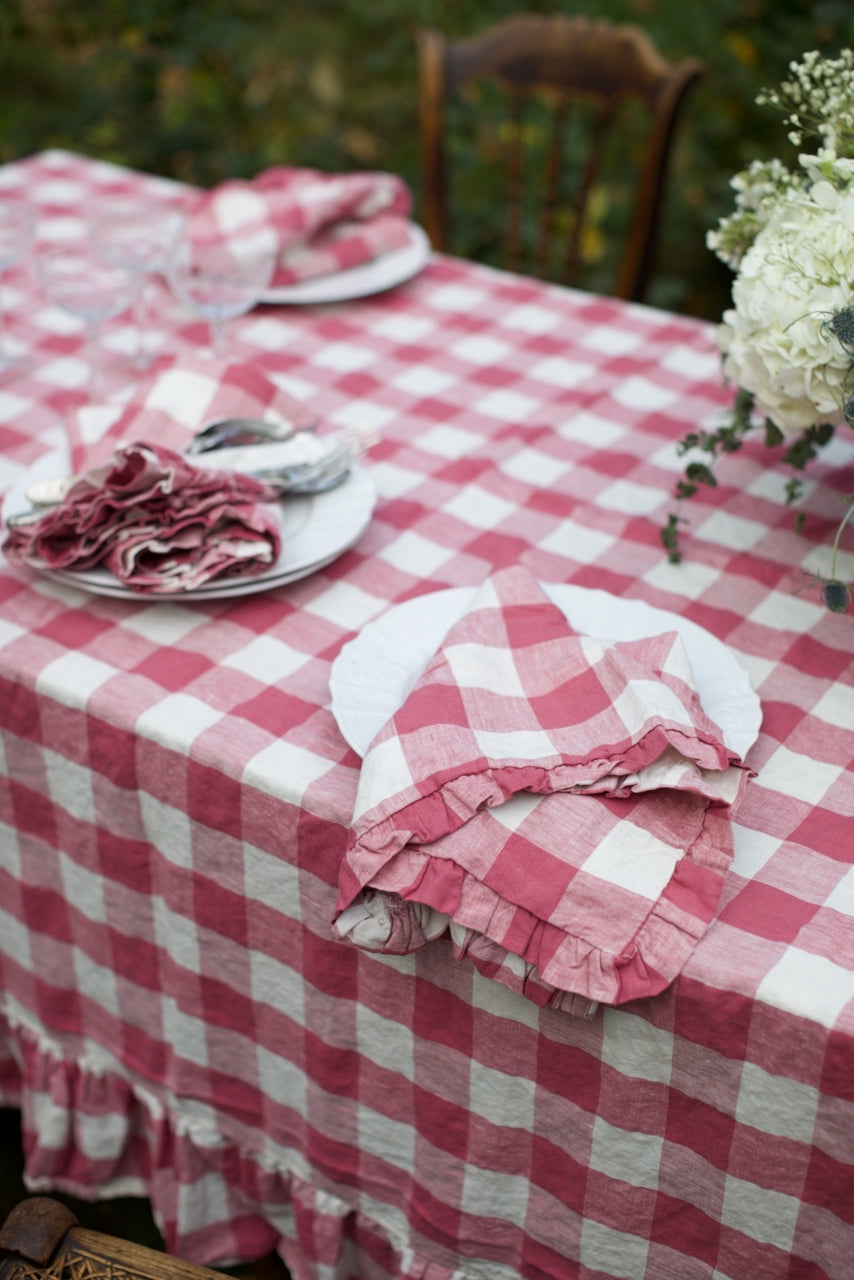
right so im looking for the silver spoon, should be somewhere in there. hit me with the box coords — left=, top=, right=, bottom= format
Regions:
left=185, top=415, right=317, bottom=455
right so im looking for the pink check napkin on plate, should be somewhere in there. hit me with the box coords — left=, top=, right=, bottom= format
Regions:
left=190, top=166, right=413, bottom=287
left=66, top=354, right=317, bottom=474
left=2, top=357, right=319, bottom=594
left=333, top=566, right=751, bottom=1014
left=3, top=442, right=281, bottom=594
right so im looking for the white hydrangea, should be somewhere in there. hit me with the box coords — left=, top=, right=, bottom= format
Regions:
left=717, top=170, right=854, bottom=436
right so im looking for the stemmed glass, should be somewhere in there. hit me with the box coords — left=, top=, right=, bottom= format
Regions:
left=0, top=201, right=34, bottom=371
left=167, top=236, right=275, bottom=359
left=88, top=198, right=185, bottom=369
left=36, top=242, right=138, bottom=400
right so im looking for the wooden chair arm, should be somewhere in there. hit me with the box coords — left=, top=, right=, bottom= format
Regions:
left=0, top=1199, right=226, bottom=1280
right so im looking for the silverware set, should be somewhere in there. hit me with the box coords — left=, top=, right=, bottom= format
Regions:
left=189, top=419, right=380, bottom=495
left=12, top=418, right=380, bottom=527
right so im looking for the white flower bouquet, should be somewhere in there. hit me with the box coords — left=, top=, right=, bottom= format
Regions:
left=665, top=50, right=854, bottom=611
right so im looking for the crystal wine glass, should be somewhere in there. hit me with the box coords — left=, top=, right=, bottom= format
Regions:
left=0, top=201, right=34, bottom=371
left=88, top=197, right=186, bottom=369
left=167, top=236, right=275, bottom=359
left=37, top=242, right=138, bottom=400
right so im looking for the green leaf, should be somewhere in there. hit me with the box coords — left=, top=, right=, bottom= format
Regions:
left=660, top=513, right=684, bottom=563
left=785, top=476, right=805, bottom=506
left=684, top=461, right=718, bottom=487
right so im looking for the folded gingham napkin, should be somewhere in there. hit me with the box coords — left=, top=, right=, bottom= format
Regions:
left=66, top=355, right=316, bottom=473
left=190, top=166, right=413, bottom=287
left=333, top=567, right=750, bottom=1014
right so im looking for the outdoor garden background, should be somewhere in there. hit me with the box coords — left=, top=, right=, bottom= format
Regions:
left=4, top=0, right=854, bottom=320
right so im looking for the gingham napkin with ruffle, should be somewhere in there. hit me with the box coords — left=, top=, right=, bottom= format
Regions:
left=333, top=566, right=750, bottom=1015
left=190, top=166, right=413, bottom=287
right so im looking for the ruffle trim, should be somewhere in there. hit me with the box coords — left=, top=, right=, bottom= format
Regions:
left=0, top=1006, right=485, bottom=1280
left=337, top=793, right=740, bottom=1010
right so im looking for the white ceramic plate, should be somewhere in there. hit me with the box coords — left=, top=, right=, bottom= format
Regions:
left=330, top=584, right=762, bottom=759
left=2, top=446, right=376, bottom=600
left=261, top=223, right=431, bottom=304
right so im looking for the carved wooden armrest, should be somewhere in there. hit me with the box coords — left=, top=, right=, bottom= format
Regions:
left=0, top=1199, right=226, bottom=1280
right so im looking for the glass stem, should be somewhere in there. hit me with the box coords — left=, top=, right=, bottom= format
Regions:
left=0, top=273, right=9, bottom=368
left=85, top=322, right=104, bottom=402
left=209, top=315, right=228, bottom=360
left=132, top=273, right=150, bottom=369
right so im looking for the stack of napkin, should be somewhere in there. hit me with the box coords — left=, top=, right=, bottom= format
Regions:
left=334, top=567, right=750, bottom=1014
left=3, top=357, right=316, bottom=594
left=189, top=166, right=413, bottom=286
left=3, top=443, right=281, bottom=594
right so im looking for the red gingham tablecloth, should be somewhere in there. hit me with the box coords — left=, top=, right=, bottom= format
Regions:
left=1, top=151, right=853, bottom=1280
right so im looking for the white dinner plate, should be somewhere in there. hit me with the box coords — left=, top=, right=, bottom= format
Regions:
left=2, top=446, right=377, bottom=600
left=330, top=584, right=762, bottom=759
left=261, top=222, right=431, bottom=305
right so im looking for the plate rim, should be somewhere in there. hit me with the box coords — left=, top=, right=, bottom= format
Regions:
left=330, top=583, right=762, bottom=759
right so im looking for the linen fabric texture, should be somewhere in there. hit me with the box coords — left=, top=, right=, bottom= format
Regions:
left=190, top=166, right=413, bottom=286
left=334, top=566, right=750, bottom=1012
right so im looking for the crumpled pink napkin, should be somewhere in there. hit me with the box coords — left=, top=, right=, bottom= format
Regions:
left=3, top=441, right=281, bottom=594
left=190, top=166, right=413, bottom=286
left=333, top=566, right=751, bottom=1014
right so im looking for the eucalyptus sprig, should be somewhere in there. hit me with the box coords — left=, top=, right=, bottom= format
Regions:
left=661, top=395, right=852, bottom=611
left=661, top=387, right=759, bottom=563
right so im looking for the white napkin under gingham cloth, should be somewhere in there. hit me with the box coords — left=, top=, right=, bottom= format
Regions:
left=190, top=166, right=413, bottom=287
left=333, top=566, right=751, bottom=1014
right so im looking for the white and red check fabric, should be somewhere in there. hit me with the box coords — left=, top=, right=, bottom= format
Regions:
left=67, top=354, right=317, bottom=472
left=335, top=566, right=748, bottom=1010
left=190, top=166, right=413, bottom=287
left=2, top=151, right=854, bottom=1280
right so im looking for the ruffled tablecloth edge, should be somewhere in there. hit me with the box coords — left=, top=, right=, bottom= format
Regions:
left=0, top=1005, right=489, bottom=1280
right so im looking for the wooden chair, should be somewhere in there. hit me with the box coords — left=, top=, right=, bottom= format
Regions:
left=0, top=1198, right=232, bottom=1280
left=416, top=13, right=703, bottom=302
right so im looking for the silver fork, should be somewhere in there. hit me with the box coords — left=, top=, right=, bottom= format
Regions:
left=250, top=423, right=381, bottom=494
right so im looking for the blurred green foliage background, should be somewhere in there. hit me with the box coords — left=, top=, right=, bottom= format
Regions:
left=2, top=0, right=854, bottom=319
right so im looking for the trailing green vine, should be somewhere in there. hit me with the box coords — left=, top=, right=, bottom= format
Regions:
left=661, top=390, right=853, bottom=611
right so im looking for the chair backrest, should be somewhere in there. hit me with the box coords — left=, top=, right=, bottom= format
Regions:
left=417, top=13, right=703, bottom=302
